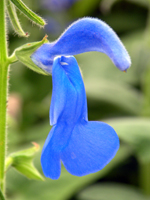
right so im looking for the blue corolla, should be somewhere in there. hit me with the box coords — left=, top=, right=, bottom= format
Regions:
left=31, top=17, right=131, bottom=179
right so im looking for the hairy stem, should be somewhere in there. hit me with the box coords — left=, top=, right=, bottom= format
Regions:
left=0, top=0, right=9, bottom=195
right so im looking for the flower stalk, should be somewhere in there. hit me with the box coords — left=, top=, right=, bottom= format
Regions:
left=0, top=0, right=9, bottom=195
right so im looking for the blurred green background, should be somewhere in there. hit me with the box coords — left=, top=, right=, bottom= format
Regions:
left=6, top=0, right=150, bottom=199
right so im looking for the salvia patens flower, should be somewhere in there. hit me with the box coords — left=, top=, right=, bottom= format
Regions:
left=41, top=56, right=119, bottom=179
left=31, top=17, right=131, bottom=74
left=31, top=17, right=131, bottom=179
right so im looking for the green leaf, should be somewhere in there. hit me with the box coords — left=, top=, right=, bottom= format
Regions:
left=7, top=145, right=132, bottom=200
left=106, top=117, right=150, bottom=163
left=15, top=36, right=50, bottom=75
left=77, top=183, right=150, bottom=200
left=6, top=0, right=27, bottom=37
left=6, top=143, right=44, bottom=181
left=10, top=0, right=46, bottom=27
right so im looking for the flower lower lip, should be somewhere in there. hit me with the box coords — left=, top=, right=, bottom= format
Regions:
left=41, top=55, right=119, bottom=179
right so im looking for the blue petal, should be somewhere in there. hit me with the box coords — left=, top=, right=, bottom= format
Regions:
left=41, top=127, right=61, bottom=179
left=41, top=56, right=119, bottom=179
left=41, top=120, right=119, bottom=179
left=61, top=121, right=119, bottom=176
left=50, top=56, right=88, bottom=125
left=31, top=17, right=131, bottom=73
left=41, top=123, right=76, bottom=179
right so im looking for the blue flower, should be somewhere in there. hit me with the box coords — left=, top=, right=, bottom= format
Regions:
left=31, top=17, right=131, bottom=74
left=41, top=55, right=119, bottom=179
left=31, top=17, right=131, bottom=179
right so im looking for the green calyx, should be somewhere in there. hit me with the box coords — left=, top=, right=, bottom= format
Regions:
left=15, top=35, right=50, bottom=75
left=5, top=142, right=44, bottom=181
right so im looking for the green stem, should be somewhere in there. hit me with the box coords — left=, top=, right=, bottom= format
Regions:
left=0, top=188, right=5, bottom=200
left=0, top=66, right=8, bottom=194
left=0, top=0, right=9, bottom=195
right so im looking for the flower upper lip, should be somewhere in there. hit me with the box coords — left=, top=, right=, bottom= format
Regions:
left=31, top=17, right=131, bottom=74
